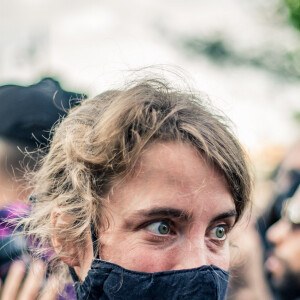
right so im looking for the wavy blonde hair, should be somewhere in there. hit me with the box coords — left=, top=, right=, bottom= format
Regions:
left=20, top=77, right=252, bottom=279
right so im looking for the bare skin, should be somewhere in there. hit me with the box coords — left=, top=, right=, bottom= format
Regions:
left=0, top=260, right=60, bottom=300
left=63, top=141, right=237, bottom=281
left=266, top=186, right=300, bottom=287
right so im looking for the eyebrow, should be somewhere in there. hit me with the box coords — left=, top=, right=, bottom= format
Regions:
left=131, top=207, right=191, bottom=222
left=127, top=207, right=237, bottom=225
left=210, top=210, right=237, bottom=224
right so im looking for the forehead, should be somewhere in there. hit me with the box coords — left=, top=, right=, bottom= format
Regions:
left=138, top=142, right=219, bottom=185
left=110, top=141, right=234, bottom=215
left=285, top=185, right=300, bottom=224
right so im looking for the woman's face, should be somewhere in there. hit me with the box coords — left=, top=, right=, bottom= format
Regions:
left=97, top=141, right=236, bottom=273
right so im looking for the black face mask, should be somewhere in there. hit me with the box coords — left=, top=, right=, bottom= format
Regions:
left=70, top=259, right=229, bottom=300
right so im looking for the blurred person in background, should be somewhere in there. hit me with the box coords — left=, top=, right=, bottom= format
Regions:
left=258, top=141, right=300, bottom=250
left=0, top=77, right=85, bottom=299
left=228, top=141, right=300, bottom=300
left=227, top=213, right=272, bottom=300
left=261, top=141, right=300, bottom=300
left=266, top=184, right=300, bottom=300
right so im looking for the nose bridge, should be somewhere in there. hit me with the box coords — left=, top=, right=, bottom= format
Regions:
left=266, top=218, right=290, bottom=245
left=174, top=236, right=207, bottom=270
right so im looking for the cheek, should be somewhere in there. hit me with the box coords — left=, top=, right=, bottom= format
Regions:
left=99, top=233, right=179, bottom=272
left=276, top=235, right=300, bottom=271
left=100, top=234, right=231, bottom=272
left=122, top=248, right=178, bottom=273
left=207, top=243, right=231, bottom=270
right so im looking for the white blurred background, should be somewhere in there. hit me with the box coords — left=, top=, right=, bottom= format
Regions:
left=1, top=0, right=300, bottom=191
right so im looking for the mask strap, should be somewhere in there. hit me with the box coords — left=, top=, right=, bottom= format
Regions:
left=69, top=220, right=99, bottom=283
left=90, top=220, right=99, bottom=258
left=69, top=266, right=80, bottom=282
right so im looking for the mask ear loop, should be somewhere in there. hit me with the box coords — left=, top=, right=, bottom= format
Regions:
left=91, top=220, right=99, bottom=258
left=69, top=266, right=80, bottom=283
left=69, top=220, right=99, bottom=283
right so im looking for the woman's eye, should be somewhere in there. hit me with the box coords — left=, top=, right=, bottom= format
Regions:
left=210, top=225, right=227, bottom=240
left=145, top=221, right=170, bottom=235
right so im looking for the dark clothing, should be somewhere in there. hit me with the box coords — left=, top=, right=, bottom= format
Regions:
left=0, top=77, right=86, bottom=148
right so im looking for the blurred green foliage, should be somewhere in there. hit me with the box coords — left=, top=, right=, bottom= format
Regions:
left=176, top=1, right=300, bottom=81
left=180, top=36, right=300, bottom=81
left=293, top=111, right=300, bottom=123
left=284, top=0, right=300, bottom=31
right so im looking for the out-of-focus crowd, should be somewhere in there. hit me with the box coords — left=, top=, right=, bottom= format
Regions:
left=228, top=140, right=300, bottom=300
left=0, top=78, right=299, bottom=300
left=0, top=78, right=85, bottom=299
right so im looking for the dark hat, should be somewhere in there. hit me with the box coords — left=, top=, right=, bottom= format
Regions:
left=0, top=78, right=87, bottom=148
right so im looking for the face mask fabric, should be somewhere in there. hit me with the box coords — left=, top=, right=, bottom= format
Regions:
left=71, top=260, right=229, bottom=300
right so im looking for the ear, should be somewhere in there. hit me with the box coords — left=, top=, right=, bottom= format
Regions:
left=51, top=209, right=94, bottom=281
left=51, top=209, right=80, bottom=267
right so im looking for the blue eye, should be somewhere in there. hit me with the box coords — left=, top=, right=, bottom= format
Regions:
left=146, top=221, right=170, bottom=235
left=211, top=225, right=226, bottom=240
